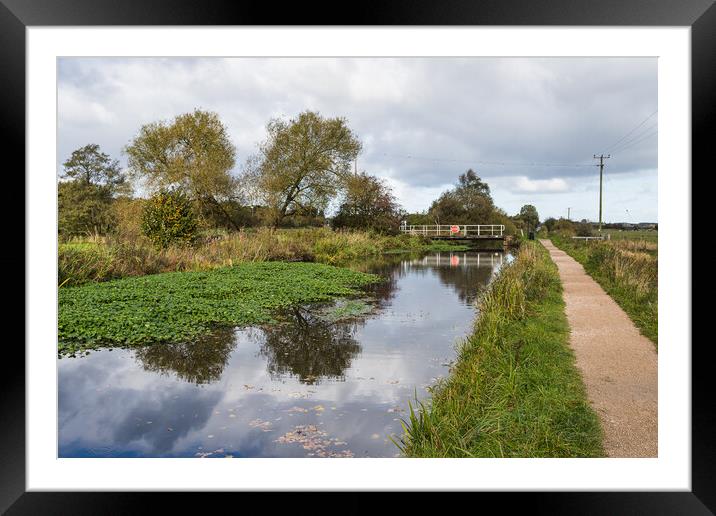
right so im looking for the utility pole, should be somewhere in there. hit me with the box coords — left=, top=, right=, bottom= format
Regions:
left=594, top=154, right=610, bottom=232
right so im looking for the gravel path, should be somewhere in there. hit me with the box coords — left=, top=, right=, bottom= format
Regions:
left=540, top=239, right=657, bottom=457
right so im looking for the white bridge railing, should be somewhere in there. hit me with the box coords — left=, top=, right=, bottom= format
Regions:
left=399, top=224, right=505, bottom=237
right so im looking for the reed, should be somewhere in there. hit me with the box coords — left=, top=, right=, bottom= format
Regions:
left=58, top=228, right=454, bottom=286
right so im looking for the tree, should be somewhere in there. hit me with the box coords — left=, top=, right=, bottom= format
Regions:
left=517, top=204, right=540, bottom=231
left=250, top=111, right=362, bottom=225
left=58, top=144, right=128, bottom=237
left=62, top=143, right=127, bottom=194
left=124, top=109, right=240, bottom=228
left=543, top=217, right=558, bottom=232
left=332, top=173, right=402, bottom=233
left=428, top=169, right=494, bottom=224
left=58, top=181, right=114, bottom=236
left=553, top=217, right=576, bottom=236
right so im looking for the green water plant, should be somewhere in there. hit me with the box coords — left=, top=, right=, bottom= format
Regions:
left=58, top=261, right=380, bottom=355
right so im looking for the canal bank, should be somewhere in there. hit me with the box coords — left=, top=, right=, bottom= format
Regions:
left=399, top=242, right=603, bottom=457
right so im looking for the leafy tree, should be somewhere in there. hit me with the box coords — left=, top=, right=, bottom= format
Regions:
left=141, top=191, right=198, bottom=248
left=517, top=204, right=540, bottom=231
left=58, top=144, right=128, bottom=237
left=428, top=169, right=494, bottom=224
left=332, top=173, right=402, bottom=234
left=488, top=207, right=518, bottom=236
left=62, top=143, right=127, bottom=194
left=456, top=168, right=491, bottom=198
left=543, top=217, right=558, bottom=232
left=125, top=109, right=240, bottom=228
left=58, top=181, right=114, bottom=237
left=249, top=111, right=362, bottom=225
left=404, top=211, right=433, bottom=226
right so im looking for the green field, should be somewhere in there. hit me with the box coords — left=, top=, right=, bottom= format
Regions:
left=603, top=229, right=658, bottom=243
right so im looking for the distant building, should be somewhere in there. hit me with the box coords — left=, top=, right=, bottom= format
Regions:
left=637, top=222, right=657, bottom=230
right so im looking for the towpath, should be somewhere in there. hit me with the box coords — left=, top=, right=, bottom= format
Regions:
left=540, top=239, right=658, bottom=457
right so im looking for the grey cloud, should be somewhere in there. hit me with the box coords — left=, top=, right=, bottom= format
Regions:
left=57, top=57, right=657, bottom=220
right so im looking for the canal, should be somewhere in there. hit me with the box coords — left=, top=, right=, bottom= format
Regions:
left=58, top=251, right=508, bottom=458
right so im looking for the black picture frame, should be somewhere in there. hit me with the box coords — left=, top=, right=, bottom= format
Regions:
left=3, top=0, right=708, bottom=512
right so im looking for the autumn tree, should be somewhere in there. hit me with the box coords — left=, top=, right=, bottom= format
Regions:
left=124, top=109, right=240, bottom=229
left=332, top=173, right=402, bottom=234
left=428, top=169, right=495, bottom=224
left=249, top=111, right=362, bottom=225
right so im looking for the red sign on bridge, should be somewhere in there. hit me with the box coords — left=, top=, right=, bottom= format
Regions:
left=449, top=225, right=460, bottom=234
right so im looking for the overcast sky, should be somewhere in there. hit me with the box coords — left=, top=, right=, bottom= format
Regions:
left=58, top=57, right=657, bottom=222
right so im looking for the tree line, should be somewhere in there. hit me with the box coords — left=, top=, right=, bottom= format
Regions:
left=58, top=109, right=540, bottom=245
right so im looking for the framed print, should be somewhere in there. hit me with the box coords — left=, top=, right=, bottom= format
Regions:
left=3, top=0, right=711, bottom=512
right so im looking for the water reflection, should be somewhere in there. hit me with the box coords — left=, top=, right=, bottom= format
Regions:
left=431, top=253, right=504, bottom=304
left=134, top=328, right=237, bottom=385
left=58, top=349, right=223, bottom=456
left=258, top=307, right=363, bottom=384
left=59, top=251, right=507, bottom=457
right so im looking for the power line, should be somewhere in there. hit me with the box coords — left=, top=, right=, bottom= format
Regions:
left=610, top=122, right=658, bottom=154
left=602, top=109, right=657, bottom=155
left=379, top=152, right=595, bottom=168
left=612, top=129, right=658, bottom=154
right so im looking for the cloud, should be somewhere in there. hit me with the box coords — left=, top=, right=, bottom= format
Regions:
left=57, top=57, right=658, bottom=221
left=511, top=176, right=569, bottom=193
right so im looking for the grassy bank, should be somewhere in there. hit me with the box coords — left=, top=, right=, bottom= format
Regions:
left=551, top=235, right=657, bottom=345
left=59, top=227, right=470, bottom=286
left=397, top=241, right=603, bottom=457
left=58, top=261, right=380, bottom=355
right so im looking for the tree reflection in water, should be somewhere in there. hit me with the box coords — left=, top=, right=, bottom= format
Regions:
left=433, top=259, right=496, bottom=304
left=133, top=328, right=237, bottom=385
left=258, top=307, right=364, bottom=385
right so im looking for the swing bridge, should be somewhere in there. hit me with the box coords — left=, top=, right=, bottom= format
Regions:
left=399, top=223, right=505, bottom=241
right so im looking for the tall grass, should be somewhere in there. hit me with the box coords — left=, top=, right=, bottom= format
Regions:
left=397, top=242, right=604, bottom=457
left=58, top=228, right=445, bottom=286
left=551, top=235, right=657, bottom=345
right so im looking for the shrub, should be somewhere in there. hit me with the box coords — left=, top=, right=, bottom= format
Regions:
left=141, top=191, right=198, bottom=248
left=111, top=197, right=145, bottom=240
left=575, top=222, right=593, bottom=237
